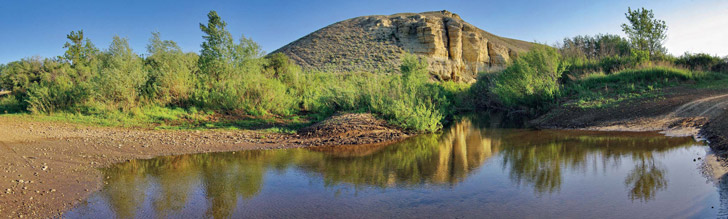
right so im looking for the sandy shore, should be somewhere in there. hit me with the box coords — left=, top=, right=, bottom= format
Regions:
left=0, top=113, right=407, bottom=218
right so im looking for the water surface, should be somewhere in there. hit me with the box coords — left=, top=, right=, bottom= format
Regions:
left=66, top=116, right=726, bottom=218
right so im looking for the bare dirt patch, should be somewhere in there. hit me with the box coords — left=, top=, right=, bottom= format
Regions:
left=296, top=113, right=409, bottom=146
left=534, top=87, right=728, bottom=154
left=0, top=113, right=407, bottom=218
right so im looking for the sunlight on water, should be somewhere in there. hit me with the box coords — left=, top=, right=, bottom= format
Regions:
left=65, top=115, right=724, bottom=218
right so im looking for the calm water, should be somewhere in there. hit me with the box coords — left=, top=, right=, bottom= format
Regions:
left=66, top=115, right=727, bottom=218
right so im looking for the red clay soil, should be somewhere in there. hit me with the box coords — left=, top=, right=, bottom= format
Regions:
left=0, top=113, right=407, bottom=218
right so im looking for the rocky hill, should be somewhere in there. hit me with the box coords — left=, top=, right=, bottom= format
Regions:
left=273, top=10, right=533, bottom=82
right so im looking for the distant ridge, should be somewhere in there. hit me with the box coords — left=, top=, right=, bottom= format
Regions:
left=273, top=10, right=533, bottom=82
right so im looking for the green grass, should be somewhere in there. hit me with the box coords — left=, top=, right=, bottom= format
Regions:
left=691, top=71, right=728, bottom=89
left=0, top=97, right=311, bottom=134
left=562, top=67, right=722, bottom=109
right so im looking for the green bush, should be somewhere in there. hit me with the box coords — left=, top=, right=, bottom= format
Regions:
left=0, top=95, right=24, bottom=114
left=491, top=45, right=566, bottom=110
left=630, top=50, right=650, bottom=66
left=713, top=59, right=728, bottom=72
left=675, top=53, right=723, bottom=71
left=144, top=32, right=199, bottom=106
left=363, top=54, right=446, bottom=132
left=96, top=36, right=147, bottom=108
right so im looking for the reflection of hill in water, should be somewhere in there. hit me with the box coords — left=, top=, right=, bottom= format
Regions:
left=91, top=116, right=701, bottom=218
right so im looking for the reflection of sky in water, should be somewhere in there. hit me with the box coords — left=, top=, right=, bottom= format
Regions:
left=65, top=116, right=723, bottom=219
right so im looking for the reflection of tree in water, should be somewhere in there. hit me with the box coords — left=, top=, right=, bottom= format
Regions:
left=297, top=119, right=500, bottom=187
left=147, top=155, right=198, bottom=217
left=495, top=129, right=693, bottom=197
left=623, top=157, right=667, bottom=202
left=100, top=160, right=150, bottom=219
left=96, top=116, right=698, bottom=218
left=100, top=152, right=274, bottom=219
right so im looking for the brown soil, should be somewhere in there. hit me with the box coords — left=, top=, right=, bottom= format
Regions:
left=703, top=111, right=728, bottom=153
left=533, top=87, right=728, bottom=154
left=297, top=113, right=409, bottom=146
left=0, top=113, right=406, bottom=218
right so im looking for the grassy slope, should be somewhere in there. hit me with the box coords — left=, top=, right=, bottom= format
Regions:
left=560, top=67, right=728, bottom=109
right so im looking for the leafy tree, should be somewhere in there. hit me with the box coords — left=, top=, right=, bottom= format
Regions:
left=560, top=34, right=631, bottom=60
left=621, top=7, right=667, bottom=56
left=145, top=32, right=198, bottom=105
left=198, top=10, right=237, bottom=79
left=265, top=53, right=300, bottom=84
left=97, top=36, right=146, bottom=107
left=62, top=30, right=100, bottom=82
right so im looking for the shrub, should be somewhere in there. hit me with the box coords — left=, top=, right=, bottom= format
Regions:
left=491, top=45, right=566, bottom=110
left=675, top=53, right=723, bottom=71
left=365, top=54, right=445, bottom=132
left=560, top=34, right=631, bottom=60
left=26, top=75, right=92, bottom=113
left=629, top=50, right=650, bottom=66
left=0, top=95, right=24, bottom=114
left=713, top=58, right=728, bottom=72
left=144, top=32, right=198, bottom=106
left=96, top=36, right=147, bottom=108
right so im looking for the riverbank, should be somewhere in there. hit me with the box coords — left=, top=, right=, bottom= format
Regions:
left=0, top=113, right=408, bottom=218
left=533, top=87, right=728, bottom=155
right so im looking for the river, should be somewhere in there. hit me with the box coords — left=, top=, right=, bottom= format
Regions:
left=65, top=115, right=726, bottom=218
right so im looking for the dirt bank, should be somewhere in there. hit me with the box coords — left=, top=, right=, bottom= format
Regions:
left=534, top=87, right=728, bottom=154
left=0, top=113, right=406, bottom=218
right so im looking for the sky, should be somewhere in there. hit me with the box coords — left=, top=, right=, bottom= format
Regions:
left=1, top=0, right=727, bottom=64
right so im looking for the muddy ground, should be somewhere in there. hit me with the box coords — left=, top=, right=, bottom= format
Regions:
left=0, top=113, right=407, bottom=218
left=534, top=87, right=728, bottom=155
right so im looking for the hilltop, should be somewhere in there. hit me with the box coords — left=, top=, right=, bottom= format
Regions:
left=274, top=10, right=533, bottom=82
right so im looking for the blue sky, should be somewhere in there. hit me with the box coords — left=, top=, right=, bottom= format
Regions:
left=1, top=0, right=727, bottom=64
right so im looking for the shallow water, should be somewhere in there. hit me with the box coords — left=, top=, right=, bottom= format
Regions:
left=66, top=115, right=726, bottom=218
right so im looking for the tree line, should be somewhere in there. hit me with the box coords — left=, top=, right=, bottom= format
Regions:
left=0, top=11, right=459, bottom=132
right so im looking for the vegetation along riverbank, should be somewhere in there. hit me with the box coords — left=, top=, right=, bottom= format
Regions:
left=0, top=7, right=727, bottom=218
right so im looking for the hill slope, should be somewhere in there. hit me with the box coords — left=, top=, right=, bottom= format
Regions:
left=273, top=10, right=533, bottom=82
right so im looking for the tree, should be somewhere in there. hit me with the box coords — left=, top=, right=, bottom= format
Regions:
left=63, top=30, right=99, bottom=67
left=62, top=30, right=100, bottom=82
left=560, top=34, right=631, bottom=59
left=145, top=32, right=198, bottom=105
left=97, top=36, right=146, bottom=106
left=621, top=7, right=668, bottom=56
left=198, top=10, right=237, bottom=79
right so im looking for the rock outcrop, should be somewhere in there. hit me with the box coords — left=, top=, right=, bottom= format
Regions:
left=273, top=10, right=533, bottom=82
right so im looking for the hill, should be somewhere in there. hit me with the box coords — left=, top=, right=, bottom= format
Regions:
left=273, top=10, right=533, bottom=82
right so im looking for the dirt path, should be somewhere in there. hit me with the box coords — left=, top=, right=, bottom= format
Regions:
left=534, top=87, right=728, bottom=154
left=0, top=113, right=407, bottom=218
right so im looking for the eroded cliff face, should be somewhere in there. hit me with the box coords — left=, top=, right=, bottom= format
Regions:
left=274, top=10, right=532, bottom=83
